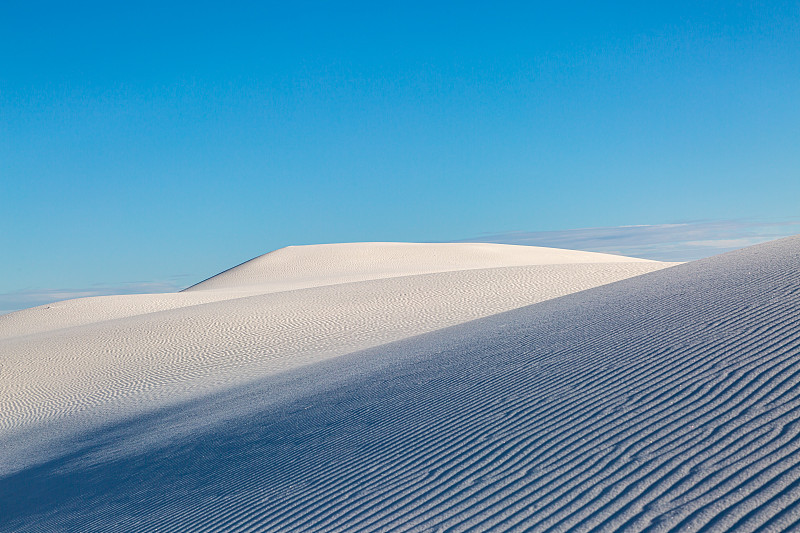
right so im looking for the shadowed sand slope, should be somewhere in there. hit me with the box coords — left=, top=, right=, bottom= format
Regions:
left=1, top=236, right=799, bottom=532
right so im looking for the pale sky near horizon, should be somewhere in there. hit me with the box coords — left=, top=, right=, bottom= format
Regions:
left=2, top=2, right=799, bottom=311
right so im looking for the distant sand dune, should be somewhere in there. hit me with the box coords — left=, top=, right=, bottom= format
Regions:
left=184, top=241, right=657, bottom=293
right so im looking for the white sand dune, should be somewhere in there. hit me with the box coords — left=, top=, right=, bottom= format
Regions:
left=0, top=243, right=655, bottom=339
left=0, top=243, right=670, bottom=441
left=7, top=238, right=800, bottom=531
left=185, top=242, right=656, bottom=293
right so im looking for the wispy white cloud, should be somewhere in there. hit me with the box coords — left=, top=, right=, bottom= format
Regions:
left=456, top=218, right=800, bottom=262
left=0, top=281, right=183, bottom=315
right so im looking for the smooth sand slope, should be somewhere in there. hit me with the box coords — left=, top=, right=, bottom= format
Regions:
left=7, top=238, right=800, bottom=531
left=0, top=244, right=670, bottom=460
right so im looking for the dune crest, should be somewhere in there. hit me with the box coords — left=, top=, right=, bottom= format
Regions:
left=185, top=241, right=657, bottom=293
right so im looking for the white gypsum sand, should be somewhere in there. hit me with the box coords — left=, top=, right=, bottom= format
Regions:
left=1, top=236, right=797, bottom=532
left=0, top=243, right=673, bottom=441
left=18, top=240, right=785, bottom=531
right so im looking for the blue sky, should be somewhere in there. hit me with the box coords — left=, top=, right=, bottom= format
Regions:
left=1, top=1, right=799, bottom=312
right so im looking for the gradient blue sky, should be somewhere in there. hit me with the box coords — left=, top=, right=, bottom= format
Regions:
left=2, top=1, right=799, bottom=311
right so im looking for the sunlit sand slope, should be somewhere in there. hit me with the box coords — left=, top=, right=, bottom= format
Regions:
left=1, top=236, right=798, bottom=532
left=0, top=290, right=264, bottom=339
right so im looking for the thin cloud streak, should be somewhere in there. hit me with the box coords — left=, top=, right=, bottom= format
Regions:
left=457, top=219, right=800, bottom=262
